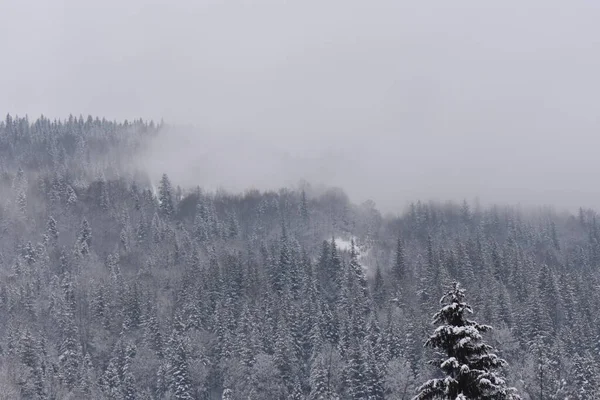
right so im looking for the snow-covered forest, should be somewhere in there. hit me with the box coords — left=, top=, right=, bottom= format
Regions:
left=1, top=114, right=599, bottom=399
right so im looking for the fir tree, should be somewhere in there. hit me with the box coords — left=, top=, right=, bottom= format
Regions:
left=17, top=188, right=27, bottom=215
left=570, top=353, right=598, bottom=400
left=393, top=237, right=406, bottom=285
left=372, top=263, right=386, bottom=307
left=309, top=355, right=330, bottom=400
left=300, top=189, right=310, bottom=227
left=222, top=388, right=234, bottom=400
left=47, top=215, right=59, bottom=246
left=67, top=184, right=78, bottom=206
left=78, top=218, right=92, bottom=253
left=414, top=282, right=520, bottom=400
left=171, top=337, right=193, bottom=400
left=158, top=173, right=174, bottom=217
left=345, top=341, right=368, bottom=400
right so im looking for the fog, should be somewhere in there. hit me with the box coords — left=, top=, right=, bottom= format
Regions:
left=2, top=0, right=600, bottom=212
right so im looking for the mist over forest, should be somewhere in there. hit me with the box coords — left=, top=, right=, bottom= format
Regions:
left=3, top=1, right=600, bottom=399
left=0, top=115, right=597, bottom=400
left=4, top=1, right=600, bottom=212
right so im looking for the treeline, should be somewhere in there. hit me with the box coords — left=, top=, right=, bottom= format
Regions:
left=0, top=115, right=598, bottom=399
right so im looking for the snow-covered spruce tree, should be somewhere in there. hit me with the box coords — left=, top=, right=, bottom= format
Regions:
left=414, top=282, right=520, bottom=400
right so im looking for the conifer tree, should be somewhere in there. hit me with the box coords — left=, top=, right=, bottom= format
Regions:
left=309, top=355, right=330, bottom=400
left=171, top=337, right=193, bottom=400
left=158, top=173, right=174, bottom=217
left=18, top=329, right=46, bottom=398
left=17, top=188, right=27, bottom=215
left=300, top=189, right=310, bottom=227
left=570, top=353, right=598, bottom=400
left=414, top=282, right=520, bottom=400
left=222, top=388, right=233, bottom=400
left=345, top=341, right=368, bottom=400
left=67, top=185, right=78, bottom=206
left=272, top=226, right=292, bottom=294
left=393, top=237, right=406, bottom=285
left=47, top=215, right=59, bottom=246
left=364, top=341, right=385, bottom=400
left=79, top=218, right=92, bottom=253
left=372, top=263, right=386, bottom=307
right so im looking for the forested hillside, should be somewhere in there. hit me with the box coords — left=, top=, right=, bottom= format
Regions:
left=0, top=115, right=599, bottom=399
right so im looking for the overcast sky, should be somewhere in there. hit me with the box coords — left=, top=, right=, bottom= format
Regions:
left=2, top=0, right=600, bottom=212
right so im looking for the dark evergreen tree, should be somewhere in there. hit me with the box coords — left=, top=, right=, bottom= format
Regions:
left=569, top=353, right=598, bottom=399
left=309, top=355, right=330, bottom=400
left=372, top=263, right=386, bottom=307
left=47, top=215, right=59, bottom=246
left=158, top=173, right=174, bottom=217
left=300, top=189, right=310, bottom=227
left=393, top=237, right=407, bottom=285
left=414, top=282, right=520, bottom=400
left=345, top=341, right=368, bottom=400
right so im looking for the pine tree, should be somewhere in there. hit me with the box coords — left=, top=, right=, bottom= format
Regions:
left=537, top=263, right=562, bottom=332
left=122, top=344, right=137, bottom=400
left=372, top=263, right=385, bottom=307
left=18, top=329, right=46, bottom=398
left=226, top=210, right=240, bottom=239
left=309, top=355, right=330, bottom=400
left=67, top=184, right=78, bottom=206
left=420, top=235, right=440, bottom=308
left=345, top=341, right=368, bottom=400
left=273, top=226, right=292, bottom=295
left=300, top=189, right=310, bottom=227
left=102, top=351, right=123, bottom=399
left=274, top=316, right=295, bottom=387
left=194, top=200, right=210, bottom=242
left=570, top=352, right=598, bottom=399
left=78, top=218, right=92, bottom=254
left=22, top=241, right=37, bottom=266
left=58, top=291, right=83, bottom=389
left=235, top=304, right=257, bottom=367
left=393, top=237, right=406, bottom=286
left=222, top=388, right=234, bottom=400
left=171, top=338, right=193, bottom=400
left=525, top=336, right=562, bottom=400
left=158, top=173, right=174, bottom=217
left=364, top=341, right=385, bottom=400
left=47, top=215, right=59, bottom=246
left=349, top=240, right=369, bottom=318
left=414, top=282, right=520, bottom=400
left=289, top=380, right=304, bottom=400
left=13, top=166, right=27, bottom=190
left=79, top=352, right=96, bottom=396
left=460, top=199, right=471, bottom=224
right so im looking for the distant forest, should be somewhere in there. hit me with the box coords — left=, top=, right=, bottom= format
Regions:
left=0, top=115, right=598, bottom=399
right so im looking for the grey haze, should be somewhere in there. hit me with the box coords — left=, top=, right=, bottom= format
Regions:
left=2, top=0, right=600, bottom=212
